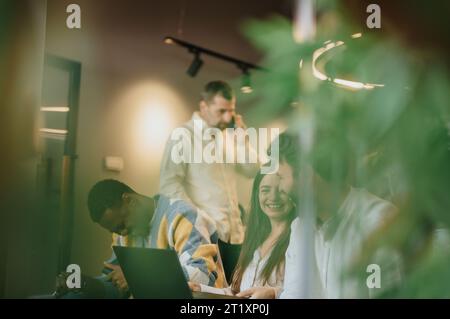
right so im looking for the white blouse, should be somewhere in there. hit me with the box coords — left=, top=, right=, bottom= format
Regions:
left=240, top=248, right=284, bottom=291
left=200, top=247, right=284, bottom=296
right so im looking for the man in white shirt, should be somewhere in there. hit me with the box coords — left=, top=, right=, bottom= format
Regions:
left=281, top=186, right=399, bottom=299
left=159, top=81, right=259, bottom=244
left=275, top=132, right=400, bottom=299
left=280, top=162, right=400, bottom=299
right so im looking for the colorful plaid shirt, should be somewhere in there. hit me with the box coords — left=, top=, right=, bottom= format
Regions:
left=101, top=194, right=226, bottom=295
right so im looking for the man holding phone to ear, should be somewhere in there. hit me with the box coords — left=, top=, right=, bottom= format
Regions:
left=160, top=81, right=259, bottom=245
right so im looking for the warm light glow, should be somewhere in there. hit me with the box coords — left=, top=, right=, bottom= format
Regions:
left=333, top=78, right=365, bottom=90
left=241, top=86, right=253, bottom=94
left=333, top=79, right=384, bottom=90
left=111, top=81, right=189, bottom=168
left=164, top=37, right=174, bottom=45
left=40, top=106, right=70, bottom=112
left=137, top=101, right=173, bottom=148
left=312, top=40, right=345, bottom=81
left=311, top=35, right=385, bottom=91
left=39, top=128, right=68, bottom=135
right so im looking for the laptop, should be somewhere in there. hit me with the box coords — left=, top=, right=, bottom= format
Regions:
left=113, top=246, right=243, bottom=299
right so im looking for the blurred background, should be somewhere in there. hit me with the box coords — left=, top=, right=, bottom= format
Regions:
left=1, top=0, right=449, bottom=298
left=0, top=0, right=293, bottom=298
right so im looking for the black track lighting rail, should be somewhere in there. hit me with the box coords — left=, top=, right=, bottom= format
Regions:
left=164, top=36, right=268, bottom=73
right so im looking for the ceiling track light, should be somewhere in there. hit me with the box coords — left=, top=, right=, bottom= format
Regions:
left=187, top=51, right=203, bottom=77
left=164, top=36, right=267, bottom=88
left=239, top=65, right=253, bottom=94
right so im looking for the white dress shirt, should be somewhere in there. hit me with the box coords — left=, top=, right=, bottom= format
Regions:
left=281, top=187, right=399, bottom=299
left=159, top=112, right=259, bottom=244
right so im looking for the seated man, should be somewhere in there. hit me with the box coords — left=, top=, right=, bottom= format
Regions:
left=56, top=179, right=226, bottom=298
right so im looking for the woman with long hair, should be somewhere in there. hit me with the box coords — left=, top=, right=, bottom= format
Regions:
left=190, top=161, right=297, bottom=298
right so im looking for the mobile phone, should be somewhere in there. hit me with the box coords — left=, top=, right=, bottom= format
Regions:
left=227, top=115, right=236, bottom=129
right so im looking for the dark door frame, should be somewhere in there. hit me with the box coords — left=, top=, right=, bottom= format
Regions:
left=44, top=54, right=81, bottom=272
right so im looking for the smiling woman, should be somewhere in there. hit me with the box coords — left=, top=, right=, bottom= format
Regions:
left=231, top=166, right=297, bottom=296
left=258, top=174, right=294, bottom=221
left=196, top=160, right=297, bottom=298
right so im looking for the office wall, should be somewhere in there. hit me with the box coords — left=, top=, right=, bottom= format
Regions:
left=44, top=0, right=287, bottom=276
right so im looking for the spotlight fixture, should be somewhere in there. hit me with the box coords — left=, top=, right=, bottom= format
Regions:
left=240, top=68, right=253, bottom=94
left=186, top=52, right=203, bottom=77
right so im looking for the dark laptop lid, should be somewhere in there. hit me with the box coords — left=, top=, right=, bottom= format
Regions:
left=113, top=246, right=193, bottom=299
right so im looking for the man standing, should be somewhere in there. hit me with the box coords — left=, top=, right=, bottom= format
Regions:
left=159, top=81, right=259, bottom=244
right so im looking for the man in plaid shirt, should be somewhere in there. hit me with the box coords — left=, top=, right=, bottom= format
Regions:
left=56, top=179, right=225, bottom=298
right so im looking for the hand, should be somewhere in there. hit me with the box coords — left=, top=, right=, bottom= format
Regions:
left=55, top=272, right=71, bottom=296
left=236, top=287, right=277, bottom=299
left=188, top=281, right=201, bottom=292
left=234, top=114, right=247, bottom=129
left=55, top=271, right=105, bottom=298
left=104, top=263, right=128, bottom=292
left=55, top=271, right=90, bottom=296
